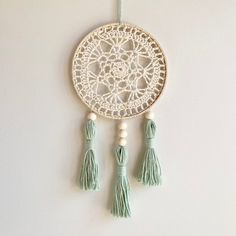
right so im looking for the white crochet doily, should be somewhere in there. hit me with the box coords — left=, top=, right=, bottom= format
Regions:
left=72, top=23, right=167, bottom=119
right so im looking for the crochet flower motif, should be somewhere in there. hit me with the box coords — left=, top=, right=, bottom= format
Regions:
left=87, top=38, right=152, bottom=104
left=72, top=24, right=166, bottom=119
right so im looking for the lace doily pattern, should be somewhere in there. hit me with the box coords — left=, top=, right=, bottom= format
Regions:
left=72, top=23, right=167, bottom=119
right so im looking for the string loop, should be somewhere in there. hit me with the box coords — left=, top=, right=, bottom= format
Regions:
left=118, top=0, right=123, bottom=23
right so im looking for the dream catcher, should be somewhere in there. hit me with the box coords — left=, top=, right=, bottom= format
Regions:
left=72, top=0, right=167, bottom=217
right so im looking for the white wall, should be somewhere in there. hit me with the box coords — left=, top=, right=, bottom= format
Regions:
left=0, top=0, right=235, bottom=235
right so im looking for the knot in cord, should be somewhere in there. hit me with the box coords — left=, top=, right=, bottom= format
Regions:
left=86, top=139, right=94, bottom=149
left=146, top=138, right=154, bottom=148
left=117, top=164, right=126, bottom=176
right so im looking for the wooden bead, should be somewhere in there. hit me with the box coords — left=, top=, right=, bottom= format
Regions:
left=119, top=138, right=127, bottom=146
left=87, top=112, right=96, bottom=121
left=119, top=122, right=127, bottom=130
left=119, top=130, right=127, bottom=138
left=145, top=111, right=154, bottom=120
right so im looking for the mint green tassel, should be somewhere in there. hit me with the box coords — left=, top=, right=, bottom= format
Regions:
left=79, top=119, right=99, bottom=190
left=111, top=145, right=131, bottom=217
left=138, top=119, right=161, bottom=186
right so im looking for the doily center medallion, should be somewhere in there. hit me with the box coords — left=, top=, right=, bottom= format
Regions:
left=72, top=23, right=167, bottom=119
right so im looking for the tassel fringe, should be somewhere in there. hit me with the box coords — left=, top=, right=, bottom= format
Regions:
left=79, top=119, right=99, bottom=190
left=138, top=119, right=161, bottom=186
left=111, top=145, right=131, bottom=217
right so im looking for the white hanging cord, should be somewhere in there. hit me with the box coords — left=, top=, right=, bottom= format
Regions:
left=118, top=0, right=123, bottom=23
